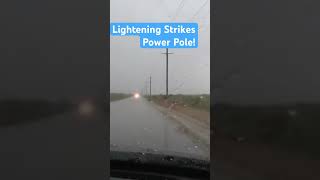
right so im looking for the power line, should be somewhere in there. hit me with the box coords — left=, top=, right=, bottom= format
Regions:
left=170, top=63, right=209, bottom=93
left=156, top=0, right=209, bottom=95
left=189, top=0, right=209, bottom=21
left=172, top=0, right=187, bottom=20
left=180, top=0, right=209, bottom=33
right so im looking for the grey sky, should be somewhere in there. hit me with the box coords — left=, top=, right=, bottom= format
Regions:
left=110, top=0, right=210, bottom=95
left=2, top=0, right=320, bottom=104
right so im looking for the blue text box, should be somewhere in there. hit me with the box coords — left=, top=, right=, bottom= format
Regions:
left=110, top=23, right=198, bottom=48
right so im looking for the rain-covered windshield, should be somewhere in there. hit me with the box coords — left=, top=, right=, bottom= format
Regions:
left=110, top=0, right=210, bottom=160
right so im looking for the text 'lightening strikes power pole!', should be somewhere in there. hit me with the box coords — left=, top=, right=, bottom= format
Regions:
left=161, top=48, right=173, bottom=98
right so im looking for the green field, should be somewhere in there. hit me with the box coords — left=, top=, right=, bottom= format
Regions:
left=151, top=94, right=210, bottom=111
left=110, top=93, right=131, bottom=102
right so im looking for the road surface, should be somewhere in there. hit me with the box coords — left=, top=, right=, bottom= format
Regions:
left=0, top=108, right=106, bottom=180
left=110, top=97, right=209, bottom=159
left=0, top=97, right=209, bottom=179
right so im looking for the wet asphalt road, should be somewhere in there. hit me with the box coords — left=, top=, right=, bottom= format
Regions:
left=0, top=97, right=209, bottom=179
left=110, top=97, right=209, bottom=159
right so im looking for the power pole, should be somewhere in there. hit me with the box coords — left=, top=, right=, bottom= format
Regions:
left=149, top=76, right=152, bottom=100
left=145, top=80, right=148, bottom=98
left=161, top=48, right=173, bottom=98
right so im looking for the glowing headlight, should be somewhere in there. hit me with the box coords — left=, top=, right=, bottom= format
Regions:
left=134, top=93, right=140, bottom=99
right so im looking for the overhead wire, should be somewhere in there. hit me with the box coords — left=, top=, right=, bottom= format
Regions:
left=156, top=0, right=210, bottom=94
left=172, top=0, right=187, bottom=20
left=189, top=0, right=209, bottom=21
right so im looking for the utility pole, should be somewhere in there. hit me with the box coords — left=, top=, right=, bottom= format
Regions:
left=161, top=48, right=173, bottom=98
left=145, top=80, right=148, bottom=98
left=149, top=76, right=152, bottom=100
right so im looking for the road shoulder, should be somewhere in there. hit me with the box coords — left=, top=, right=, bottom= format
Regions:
left=148, top=99, right=210, bottom=150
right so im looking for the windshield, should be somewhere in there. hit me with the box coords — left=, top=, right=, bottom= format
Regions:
left=110, top=0, right=210, bottom=161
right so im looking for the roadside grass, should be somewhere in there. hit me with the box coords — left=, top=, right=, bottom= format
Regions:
left=149, top=95, right=320, bottom=155
left=110, top=93, right=131, bottom=102
left=151, top=94, right=210, bottom=112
